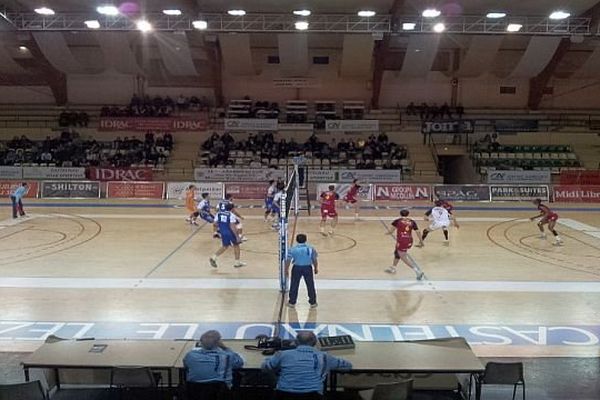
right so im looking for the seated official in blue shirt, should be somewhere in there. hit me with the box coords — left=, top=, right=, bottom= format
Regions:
left=262, top=331, right=352, bottom=399
left=183, top=330, right=244, bottom=400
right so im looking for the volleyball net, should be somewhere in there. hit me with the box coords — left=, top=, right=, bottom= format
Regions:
left=277, top=163, right=300, bottom=293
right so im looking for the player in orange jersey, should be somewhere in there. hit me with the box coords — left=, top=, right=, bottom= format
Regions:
left=184, top=184, right=198, bottom=225
left=319, top=184, right=339, bottom=236
left=385, top=209, right=425, bottom=279
left=343, top=179, right=361, bottom=221
left=530, top=198, right=562, bottom=245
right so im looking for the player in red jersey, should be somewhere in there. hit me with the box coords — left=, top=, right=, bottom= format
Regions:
left=385, top=209, right=425, bottom=279
left=530, top=198, right=562, bottom=245
left=436, top=196, right=459, bottom=228
left=343, top=179, right=361, bottom=221
left=320, top=184, right=340, bottom=236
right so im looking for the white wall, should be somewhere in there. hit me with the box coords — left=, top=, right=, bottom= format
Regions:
left=0, top=86, right=55, bottom=104
left=222, top=49, right=371, bottom=103
left=67, top=73, right=136, bottom=105
left=540, top=78, right=600, bottom=109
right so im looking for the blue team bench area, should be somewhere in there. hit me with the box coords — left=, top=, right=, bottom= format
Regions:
left=8, top=336, right=502, bottom=400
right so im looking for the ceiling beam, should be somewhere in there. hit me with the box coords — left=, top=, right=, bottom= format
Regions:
left=371, top=0, right=404, bottom=109
left=528, top=1, right=600, bottom=110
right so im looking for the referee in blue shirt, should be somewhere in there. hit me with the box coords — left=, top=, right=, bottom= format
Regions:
left=183, top=330, right=244, bottom=400
left=10, top=182, right=28, bottom=219
left=262, top=331, right=352, bottom=399
left=286, top=234, right=318, bottom=308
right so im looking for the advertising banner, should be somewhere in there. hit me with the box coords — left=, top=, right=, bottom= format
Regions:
left=315, top=183, right=373, bottom=201
left=194, top=168, right=285, bottom=182
left=166, top=182, right=224, bottom=200
left=307, top=169, right=337, bottom=183
left=87, top=167, right=153, bottom=182
left=224, top=183, right=267, bottom=200
left=273, top=78, right=321, bottom=88
left=22, top=166, right=86, bottom=180
left=278, top=123, right=314, bottom=131
left=487, top=170, right=551, bottom=184
left=338, top=170, right=402, bottom=183
left=421, top=120, right=474, bottom=134
left=98, top=117, right=207, bottom=132
left=434, top=185, right=491, bottom=202
left=41, top=181, right=100, bottom=198
left=553, top=186, right=600, bottom=203
left=490, top=185, right=549, bottom=201
left=0, top=166, right=23, bottom=180
left=374, top=185, right=431, bottom=201
left=107, top=182, right=164, bottom=199
left=0, top=181, right=38, bottom=198
left=494, top=119, right=539, bottom=133
left=559, top=170, right=600, bottom=185
left=224, top=118, right=278, bottom=131
left=325, top=120, right=379, bottom=132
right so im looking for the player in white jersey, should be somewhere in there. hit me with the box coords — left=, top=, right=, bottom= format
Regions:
left=271, top=188, right=284, bottom=230
left=421, top=200, right=453, bottom=244
left=264, top=180, right=278, bottom=222
left=196, top=193, right=220, bottom=238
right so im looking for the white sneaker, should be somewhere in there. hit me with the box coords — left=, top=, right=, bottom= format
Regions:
left=416, top=272, right=425, bottom=281
left=233, top=261, right=247, bottom=268
left=384, top=267, right=397, bottom=274
left=539, top=233, right=547, bottom=239
left=328, top=230, right=334, bottom=236
left=553, top=238, right=563, bottom=246
left=209, top=257, right=218, bottom=268
left=310, top=303, right=318, bottom=309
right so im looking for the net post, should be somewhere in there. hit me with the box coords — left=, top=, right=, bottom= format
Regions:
left=278, top=190, right=288, bottom=293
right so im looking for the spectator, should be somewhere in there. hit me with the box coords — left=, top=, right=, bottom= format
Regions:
left=183, top=330, right=244, bottom=400
left=262, top=331, right=352, bottom=399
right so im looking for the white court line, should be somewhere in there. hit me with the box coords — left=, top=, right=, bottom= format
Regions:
left=1, top=277, right=600, bottom=293
left=558, top=218, right=600, bottom=240
left=33, top=214, right=524, bottom=223
left=0, top=216, right=36, bottom=227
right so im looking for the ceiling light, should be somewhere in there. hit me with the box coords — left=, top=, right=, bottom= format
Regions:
left=402, top=22, right=416, bottom=30
left=136, top=20, right=153, bottom=32
left=293, top=10, right=311, bottom=17
left=433, top=22, right=445, bottom=32
left=84, top=20, right=101, bottom=29
left=295, top=21, right=309, bottom=30
left=486, top=12, right=506, bottom=19
left=34, top=7, right=54, bottom=15
left=228, top=9, right=246, bottom=16
left=192, top=20, right=208, bottom=30
left=549, top=11, right=570, bottom=20
left=97, top=5, right=119, bottom=16
left=163, top=9, right=182, bottom=16
left=357, top=10, right=376, bottom=17
left=422, top=9, right=441, bottom=18
left=506, top=23, right=523, bottom=32
left=18, top=46, right=28, bottom=52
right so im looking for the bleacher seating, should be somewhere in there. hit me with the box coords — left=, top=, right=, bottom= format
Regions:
left=199, top=132, right=410, bottom=172
left=0, top=131, right=173, bottom=169
left=472, top=144, right=581, bottom=176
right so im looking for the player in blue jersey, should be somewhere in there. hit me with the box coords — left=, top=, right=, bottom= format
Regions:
left=264, top=180, right=278, bottom=222
left=195, top=192, right=220, bottom=238
left=218, top=193, right=247, bottom=241
left=209, top=203, right=246, bottom=269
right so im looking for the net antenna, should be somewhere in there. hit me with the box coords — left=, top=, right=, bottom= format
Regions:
left=278, top=157, right=302, bottom=293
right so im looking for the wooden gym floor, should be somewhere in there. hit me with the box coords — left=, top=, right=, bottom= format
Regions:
left=0, top=199, right=599, bottom=358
